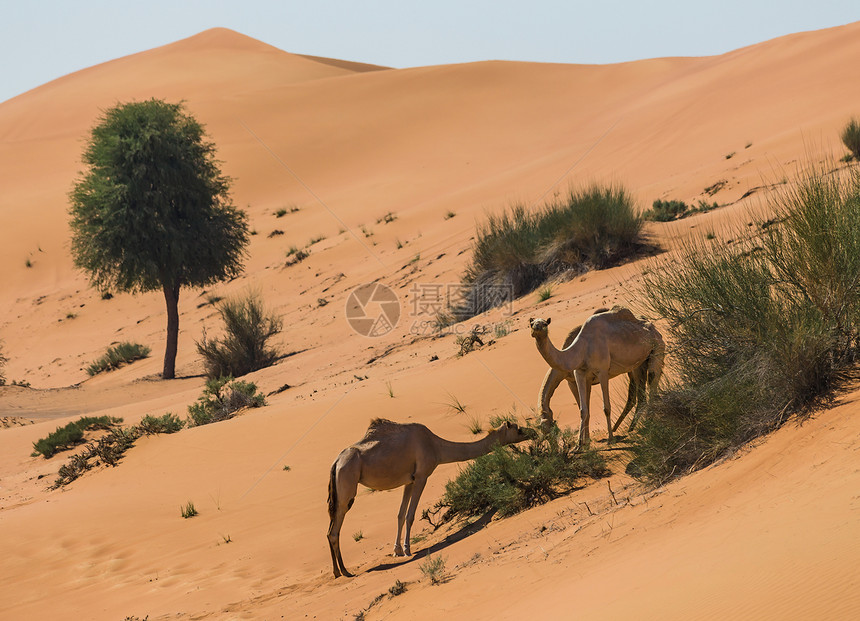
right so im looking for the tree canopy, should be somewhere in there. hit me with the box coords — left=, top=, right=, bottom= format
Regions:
left=69, top=99, right=249, bottom=378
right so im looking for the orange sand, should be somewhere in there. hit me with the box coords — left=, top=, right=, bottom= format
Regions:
left=1, top=24, right=859, bottom=620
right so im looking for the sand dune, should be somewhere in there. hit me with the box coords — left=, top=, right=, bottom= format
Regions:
left=1, top=22, right=859, bottom=620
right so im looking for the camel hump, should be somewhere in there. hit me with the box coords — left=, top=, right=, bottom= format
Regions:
left=606, top=305, right=638, bottom=321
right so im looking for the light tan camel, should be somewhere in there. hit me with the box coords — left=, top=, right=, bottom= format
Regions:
left=327, top=418, right=531, bottom=578
left=530, top=306, right=664, bottom=448
left=539, top=308, right=649, bottom=431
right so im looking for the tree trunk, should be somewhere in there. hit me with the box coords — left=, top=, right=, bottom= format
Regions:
left=162, top=282, right=181, bottom=379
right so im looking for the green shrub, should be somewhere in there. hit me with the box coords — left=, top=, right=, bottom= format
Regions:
left=187, top=376, right=266, bottom=426
left=644, top=199, right=688, bottom=222
left=138, top=413, right=185, bottom=435
left=86, top=342, right=151, bottom=376
left=196, top=292, right=282, bottom=379
left=429, top=422, right=609, bottom=522
left=32, top=416, right=122, bottom=458
left=631, top=163, right=860, bottom=484
left=841, top=117, right=860, bottom=160
left=458, top=184, right=644, bottom=317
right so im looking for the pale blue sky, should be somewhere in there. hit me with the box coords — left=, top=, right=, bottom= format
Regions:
left=2, top=0, right=859, bottom=104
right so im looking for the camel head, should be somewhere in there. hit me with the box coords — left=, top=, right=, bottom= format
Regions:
left=491, top=420, right=533, bottom=445
left=528, top=317, right=551, bottom=338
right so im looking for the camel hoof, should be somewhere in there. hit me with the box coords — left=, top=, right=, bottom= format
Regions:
left=393, top=546, right=405, bottom=557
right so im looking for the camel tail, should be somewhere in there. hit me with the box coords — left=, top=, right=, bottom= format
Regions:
left=327, top=461, right=338, bottom=519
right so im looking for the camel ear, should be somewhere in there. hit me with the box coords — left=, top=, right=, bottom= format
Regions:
left=546, top=317, right=551, bottom=325
left=528, top=317, right=534, bottom=326
left=504, top=421, right=512, bottom=429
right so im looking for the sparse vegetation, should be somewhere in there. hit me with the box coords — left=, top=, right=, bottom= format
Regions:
left=841, top=117, right=860, bottom=161
left=137, top=413, right=184, bottom=435
left=455, top=325, right=486, bottom=356
left=458, top=184, right=644, bottom=317
left=467, top=416, right=483, bottom=435
left=388, top=579, right=407, bottom=596
left=274, top=208, right=287, bottom=218
left=725, top=151, right=736, bottom=160
left=537, top=285, right=554, bottom=301
left=25, top=257, right=32, bottom=268
left=377, top=211, right=397, bottom=224
left=286, top=248, right=310, bottom=265
left=493, top=321, right=511, bottom=338
left=268, top=229, right=284, bottom=238
left=704, top=179, right=728, bottom=196
left=631, top=162, right=860, bottom=484
left=644, top=199, right=688, bottom=222
left=429, top=422, right=609, bottom=522
left=643, top=198, right=719, bottom=222
left=444, top=211, right=456, bottom=220
left=0, top=342, right=7, bottom=385
left=353, top=531, right=364, bottom=542
left=308, top=234, right=326, bottom=245
left=196, top=292, right=282, bottom=379
left=419, top=555, right=447, bottom=584
left=385, top=380, right=395, bottom=398
left=187, top=376, right=266, bottom=426
left=32, top=416, right=123, bottom=458
left=181, top=501, right=198, bottom=519
left=86, top=342, right=151, bottom=376
left=53, top=426, right=138, bottom=487
left=443, top=392, right=468, bottom=415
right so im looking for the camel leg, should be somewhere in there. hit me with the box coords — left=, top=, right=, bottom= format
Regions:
left=393, top=482, right=413, bottom=557
left=598, top=369, right=613, bottom=444
left=327, top=455, right=360, bottom=578
left=613, top=364, right=649, bottom=433
left=403, top=476, right=428, bottom=556
left=539, top=368, right=566, bottom=429
left=573, top=370, right=591, bottom=450
left=611, top=371, right=637, bottom=434
left=631, top=354, right=664, bottom=431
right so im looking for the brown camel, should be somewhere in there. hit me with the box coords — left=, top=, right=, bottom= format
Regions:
left=538, top=308, right=649, bottom=431
left=530, top=306, right=664, bottom=448
left=327, top=418, right=530, bottom=578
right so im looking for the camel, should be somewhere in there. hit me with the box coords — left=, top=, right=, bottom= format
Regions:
left=327, top=418, right=530, bottom=578
left=530, top=306, right=664, bottom=448
left=538, top=308, right=649, bottom=431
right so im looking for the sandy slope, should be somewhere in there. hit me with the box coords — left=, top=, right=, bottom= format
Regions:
left=1, top=23, right=860, bottom=620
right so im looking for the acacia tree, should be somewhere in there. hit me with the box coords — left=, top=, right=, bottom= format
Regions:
left=69, top=99, right=249, bottom=379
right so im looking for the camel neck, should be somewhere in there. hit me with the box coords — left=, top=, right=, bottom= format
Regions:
left=534, top=333, right=582, bottom=371
left=434, top=433, right=500, bottom=465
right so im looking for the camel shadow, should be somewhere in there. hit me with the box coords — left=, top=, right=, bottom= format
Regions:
left=365, top=511, right=496, bottom=573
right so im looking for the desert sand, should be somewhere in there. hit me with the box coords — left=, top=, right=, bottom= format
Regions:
left=1, top=23, right=859, bottom=620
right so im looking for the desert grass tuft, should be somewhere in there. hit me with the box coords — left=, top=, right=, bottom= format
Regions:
left=196, top=292, right=282, bottom=379
left=841, top=117, right=860, bottom=160
left=86, top=342, right=151, bottom=376
left=181, top=501, right=198, bottom=519
left=631, top=161, right=860, bottom=484
left=419, top=555, right=447, bottom=584
left=457, top=184, right=644, bottom=317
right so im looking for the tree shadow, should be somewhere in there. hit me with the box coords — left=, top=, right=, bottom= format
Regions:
left=365, top=510, right=496, bottom=573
